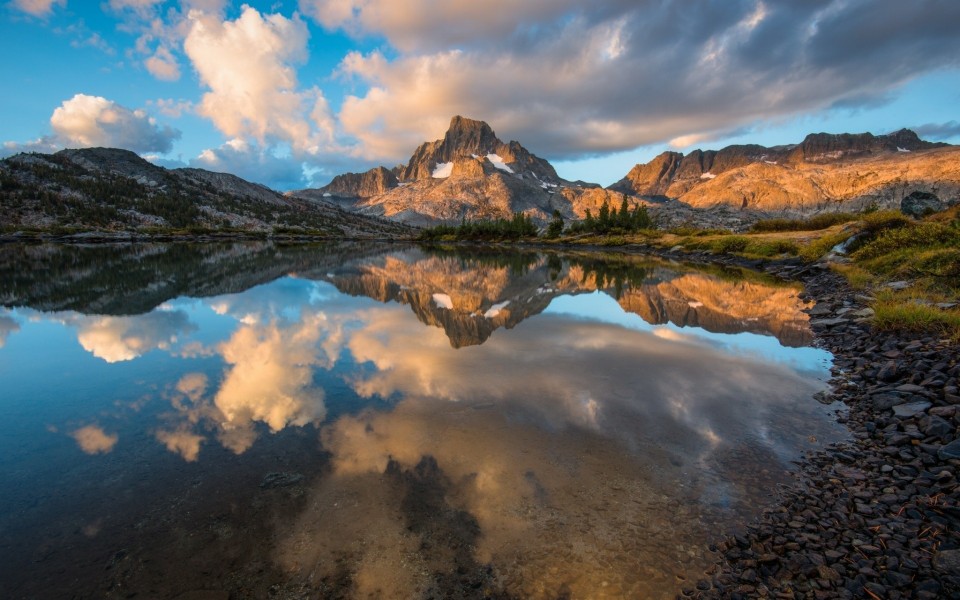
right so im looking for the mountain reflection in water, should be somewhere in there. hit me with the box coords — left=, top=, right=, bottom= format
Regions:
left=0, top=242, right=843, bottom=599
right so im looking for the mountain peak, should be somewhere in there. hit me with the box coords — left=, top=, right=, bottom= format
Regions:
left=444, top=115, right=499, bottom=150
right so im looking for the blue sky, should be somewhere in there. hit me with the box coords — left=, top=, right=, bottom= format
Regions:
left=2, top=0, right=959, bottom=190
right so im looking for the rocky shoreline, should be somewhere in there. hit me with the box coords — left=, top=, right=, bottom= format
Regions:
left=644, top=248, right=960, bottom=599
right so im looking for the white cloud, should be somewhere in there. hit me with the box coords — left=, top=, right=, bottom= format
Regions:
left=213, top=313, right=330, bottom=436
left=183, top=5, right=334, bottom=153
left=148, top=98, right=194, bottom=118
left=144, top=45, right=181, bottom=81
left=175, top=372, right=208, bottom=403
left=70, top=425, right=118, bottom=454
left=70, top=310, right=196, bottom=363
left=10, top=0, right=64, bottom=17
left=43, top=93, right=181, bottom=153
left=156, top=427, right=205, bottom=461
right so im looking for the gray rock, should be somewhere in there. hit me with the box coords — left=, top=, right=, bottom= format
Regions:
left=808, top=303, right=833, bottom=316
left=877, top=362, right=901, bottom=382
left=872, top=393, right=906, bottom=410
left=885, top=281, right=911, bottom=291
left=901, top=190, right=944, bottom=217
left=260, top=471, right=304, bottom=489
left=939, top=438, right=960, bottom=460
left=810, top=317, right=847, bottom=327
left=919, top=415, right=954, bottom=438
left=932, top=548, right=960, bottom=574
left=895, top=383, right=926, bottom=394
left=892, top=401, right=931, bottom=418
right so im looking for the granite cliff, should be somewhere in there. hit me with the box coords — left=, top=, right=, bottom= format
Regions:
left=609, top=130, right=959, bottom=215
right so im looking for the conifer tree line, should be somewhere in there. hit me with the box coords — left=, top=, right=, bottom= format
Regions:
left=419, top=197, right=654, bottom=241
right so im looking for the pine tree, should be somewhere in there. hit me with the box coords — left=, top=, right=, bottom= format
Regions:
left=597, top=201, right=610, bottom=232
left=617, top=197, right=630, bottom=228
left=546, top=209, right=564, bottom=238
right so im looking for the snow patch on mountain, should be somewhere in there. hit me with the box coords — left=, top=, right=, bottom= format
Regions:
left=432, top=162, right=453, bottom=178
left=484, top=300, right=510, bottom=319
left=486, top=154, right=514, bottom=173
left=432, top=293, right=453, bottom=309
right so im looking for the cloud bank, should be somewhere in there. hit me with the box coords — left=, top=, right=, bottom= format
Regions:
left=319, top=0, right=960, bottom=162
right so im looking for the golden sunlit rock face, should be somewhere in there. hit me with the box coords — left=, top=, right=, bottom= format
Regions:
left=612, top=143, right=960, bottom=213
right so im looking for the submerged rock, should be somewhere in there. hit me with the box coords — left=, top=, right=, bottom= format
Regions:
left=260, top=471, right=304, bottom=489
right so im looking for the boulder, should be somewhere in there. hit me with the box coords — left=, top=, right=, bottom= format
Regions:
left=900, top=191, right=944, bottom=217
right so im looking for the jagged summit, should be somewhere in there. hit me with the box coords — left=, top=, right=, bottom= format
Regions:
left=398, top=115, right=559, bottom=182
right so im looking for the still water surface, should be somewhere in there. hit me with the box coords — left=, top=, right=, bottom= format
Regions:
left=0, top=242, right=844, bottom=599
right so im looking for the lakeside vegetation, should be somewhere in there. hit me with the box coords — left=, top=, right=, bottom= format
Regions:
left=418, top=199, right=653, bottom=242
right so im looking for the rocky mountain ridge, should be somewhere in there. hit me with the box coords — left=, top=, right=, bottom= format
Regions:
left=609, top=129, right=959, bottom=216
left=293, top=116, right=636, bottom=225
left=0, top=148, right=412, bottom=237
left=322, top=248, right=814, bottom=348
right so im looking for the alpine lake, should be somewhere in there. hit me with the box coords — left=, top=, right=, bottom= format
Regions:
left=0, top=241, right=847, bottom=599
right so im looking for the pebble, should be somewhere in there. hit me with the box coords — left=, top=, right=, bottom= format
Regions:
left=673, top=254, right=960, bottom=600
left=892, top=401, right=932, bottom=417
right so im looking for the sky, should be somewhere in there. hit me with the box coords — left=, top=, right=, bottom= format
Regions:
left=1, top=0, right=959, bottom=190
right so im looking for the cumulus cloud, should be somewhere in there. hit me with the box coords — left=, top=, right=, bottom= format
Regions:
left=70, top=310, right=196, bottom=363
left=156, top=427, right=205, bottom=461
left=145, top=46, right=181, bottom=81
left=191, top=138, right=307, bottom=189
left=70, top=425, right=119, bottom=454
left=175, top=372, right=208, bottom=403
left=36, top=93, right=181, bottom=153
left=10, top=0, right=64, bottom=17
left=183, top=6, right=335, bottom=154
left=213, top=312, right=330, bottom=440
left=324, top=0, right=960, bottom=162
left=148, top=98, right=193, bottom=118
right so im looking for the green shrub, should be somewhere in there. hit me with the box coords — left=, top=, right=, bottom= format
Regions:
left=711, top=236, right=750, bottom=253
left=745, top=239, right=800, bottom=257
left=853, top=222, right=960, bottom=260
left=873, top=298, right=960, bottom=339
left=750, top=212, right=858, bottom=233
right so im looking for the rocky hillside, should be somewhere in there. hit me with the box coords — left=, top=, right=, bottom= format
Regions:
left=0, top=148, right=412, bottom=238
left=610, top=130, right=959, bottom=214
left=293, top=116, right=636, bottom=225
